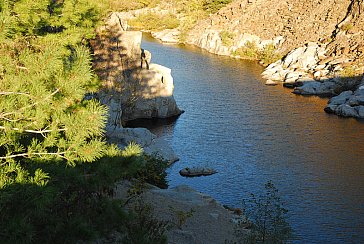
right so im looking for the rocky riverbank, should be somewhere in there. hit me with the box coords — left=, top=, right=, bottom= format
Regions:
left=91, top=13, right=247, bottom=243
left=91, top=12, right=182, bottom=162
left=111, top=181, right=245, bottom=244
left=114, top=0, right=364, bottom=119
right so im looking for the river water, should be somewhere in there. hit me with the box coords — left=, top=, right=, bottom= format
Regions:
left=134, top=35, right=364, bottom=243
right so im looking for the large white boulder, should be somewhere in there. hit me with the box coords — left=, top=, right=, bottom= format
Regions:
left=122, top=63, right=182, bottom=121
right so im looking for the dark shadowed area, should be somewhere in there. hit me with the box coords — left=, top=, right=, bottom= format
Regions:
left=127, top=34, right=364, bottom=243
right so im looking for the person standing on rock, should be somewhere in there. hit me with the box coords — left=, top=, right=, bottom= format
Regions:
left=141, top=49, right=150, bottom=69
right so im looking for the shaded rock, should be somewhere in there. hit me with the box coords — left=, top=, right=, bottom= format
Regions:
left=114, top=183, right=241, bottom=243
left=328, top=90, right=353, bottom=105
left=335, top=104, right=359, bottom=118
left=122, top=63, right=182, bottom=121
left=324, top=104, right=338, bottom=113
left=179, top=167, right=217, bottom=177
left=357, top=106, right=364, bottom=118
left=106, top=126, right=179, bottom=163
left=144, top=137, right=179, bottom=164
left=283, top=82, right=296, bottom=88
left=293, top=81, right=336, bottom=96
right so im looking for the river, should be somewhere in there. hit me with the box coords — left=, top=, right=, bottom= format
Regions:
left=132, top=34, right=364, bottom=243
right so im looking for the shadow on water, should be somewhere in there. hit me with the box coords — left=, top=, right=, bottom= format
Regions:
left=134, top=33, right=364, bottom=243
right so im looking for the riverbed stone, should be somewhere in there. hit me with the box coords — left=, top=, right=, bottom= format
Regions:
left=328, top=90, right=353, bottom=105
left=357, top=105, right=364, bottom=118
left=293, top=81, right=336, bottom=96
left=265, top=79, right=278, bottom=86
left=179, top=167, right=217, bottom=177
left=324, top=104, right=338, bottom=113
left=335, top=104, right=359, bottom=117
left=284, top=71, right=304, bottom=83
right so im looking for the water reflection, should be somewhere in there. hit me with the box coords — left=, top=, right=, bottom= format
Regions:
left=132, top=34, right=364, bottom=243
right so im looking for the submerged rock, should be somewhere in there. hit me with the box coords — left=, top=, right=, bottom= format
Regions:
left=179, top=167, right=217, bottom=177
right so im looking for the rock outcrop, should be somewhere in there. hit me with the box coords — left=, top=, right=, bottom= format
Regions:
left=91, top=13, right=182, bottom=162
left=324, top=79, right=364, bottom=118
left=114, top=182, right=244, bottom=243
left=113, top=0, right=364, bottom=120
left=91, top=13, right=182, bottom=126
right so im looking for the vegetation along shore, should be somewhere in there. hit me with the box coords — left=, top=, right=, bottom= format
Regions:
left=2, top=0, right=363, bottom=243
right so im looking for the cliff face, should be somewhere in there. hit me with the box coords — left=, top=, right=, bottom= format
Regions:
left=91, top=13, right=182, bottom=126
left=187, top=0, right=363, bottom=59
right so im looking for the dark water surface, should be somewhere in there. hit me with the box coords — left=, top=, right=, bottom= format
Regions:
left=136, top=35, right=364, bottom=243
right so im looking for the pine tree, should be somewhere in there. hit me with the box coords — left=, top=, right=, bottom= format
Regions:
left=0, top=0, right=108, bottom=187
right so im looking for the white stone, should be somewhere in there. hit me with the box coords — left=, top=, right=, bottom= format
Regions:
left=265, top=80, right=278, bottom=86
left=152, top=29, right=180, bottom=43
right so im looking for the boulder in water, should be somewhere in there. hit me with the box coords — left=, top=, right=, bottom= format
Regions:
left=179, top=167, right=217, bottom=177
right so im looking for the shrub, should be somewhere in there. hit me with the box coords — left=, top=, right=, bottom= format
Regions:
left=234, top=41, right=259, bottom=59
left=220, top=30, right=235, bottom=47
left=106, top=0, right=161, bottom=11
left=259, top=43, right=283, bottom=65
left=341, top=23, right=353, bottom=32
left=202, top=0, right=233, bottom=14
left=128, top=12, right=180, bottom=31
left=234, top=42, right=282, bottom=65
left=237, top=181, right=293, bottom=243
left=123, top=198, right=169, bottom=244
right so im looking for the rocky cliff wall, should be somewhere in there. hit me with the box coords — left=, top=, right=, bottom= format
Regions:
left=90, top=14, right=182, bottom=163
left=91, top=13, right=182, bottom=125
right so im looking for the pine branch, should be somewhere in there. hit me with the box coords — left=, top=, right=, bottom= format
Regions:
left=0, top=88, right=60, bottom=117
left=0, top=126, right=67, bottom=134
left=0, top=91, right=32, bottom=97
left=0, top=151, right=72, bottom=161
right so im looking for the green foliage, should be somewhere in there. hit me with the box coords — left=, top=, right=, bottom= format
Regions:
left=123, top=198, right=169, bottom=244
left=121, top=141, right=144, bottom=158
left=234, top=41, right=259, bottom=59
left=202, top=0, right=232, bottom=14
left=341, top=23, right=353, bottom=32
left=340, top=66, right=356, bottom=77
left=0, top=0, right=109, bottom=169
left=107, top=0, right=161, bottom=11
left=259, top=43, right=283, bottom=65
left=234, top=42, right=282, bottom=65
left=128, top=12, right=180, bottom=31
left=127, top=154, right=168, bottom=189
left=169, top=206, right=195, bottom=229
left=0, top=142, right=171, bottom=243
left=238, top=181, right=293, bottom=243
left=0, top=1, right=172, bottom=243
left=220, top=30, right=235, bottom=47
